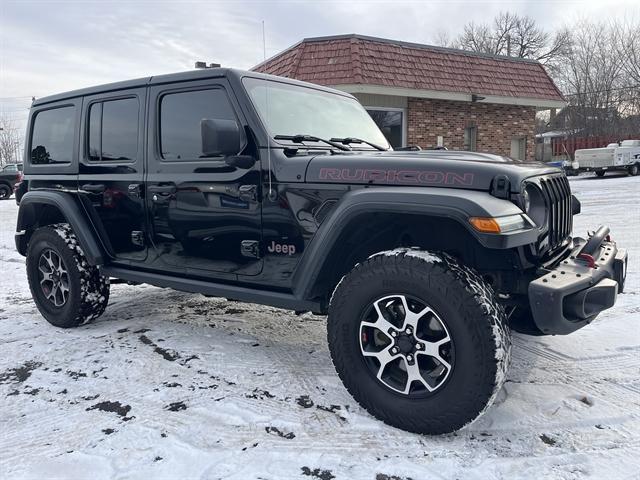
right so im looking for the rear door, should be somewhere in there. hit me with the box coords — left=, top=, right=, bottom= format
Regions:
left=78, top=89, right=147, bottom=262
left=146, top=79, right=262, bottom=277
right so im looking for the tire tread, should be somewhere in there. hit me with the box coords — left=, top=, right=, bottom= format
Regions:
left=327, top=248, right=511, bottom=434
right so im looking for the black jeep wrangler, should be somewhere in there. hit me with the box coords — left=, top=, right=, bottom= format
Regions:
left=0, top=163, right=23, bottom=200
left=15, top=69, right=627, bottom=434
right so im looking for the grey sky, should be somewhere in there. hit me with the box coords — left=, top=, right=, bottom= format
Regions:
left=1, top=0, right=638, bottom=137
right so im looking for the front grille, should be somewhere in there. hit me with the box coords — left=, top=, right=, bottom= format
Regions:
left=539, top=175, right=572, bottom=250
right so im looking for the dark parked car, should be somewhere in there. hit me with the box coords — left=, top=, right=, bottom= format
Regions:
left=14, top=69, right=627, bottom=434
left=0, top=163, right=23, bottom=199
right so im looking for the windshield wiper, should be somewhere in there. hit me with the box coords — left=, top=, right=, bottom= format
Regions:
left=274, top=134, right=351, bottom=151
left=330, top=137, right=387, bottom=151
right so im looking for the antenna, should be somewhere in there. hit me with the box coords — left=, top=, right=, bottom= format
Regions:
left=263, top=20, right=275, bottom=200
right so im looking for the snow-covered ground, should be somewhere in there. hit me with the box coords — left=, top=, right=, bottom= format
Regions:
left=1, top=174, right=638, bottom=480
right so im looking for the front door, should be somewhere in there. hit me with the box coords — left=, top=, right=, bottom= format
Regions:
left=78, top=89, right=147, bottom=262
left=146, top=80, right=262, bottom=277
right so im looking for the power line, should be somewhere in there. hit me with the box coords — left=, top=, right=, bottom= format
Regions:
left=563, top=85, right=640, bottom=97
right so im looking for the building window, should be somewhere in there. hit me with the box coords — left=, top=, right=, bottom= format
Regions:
left=511, top=136, right=527, bottom=160
left=464, top=126, right=477, bottom=151
left=88, top=97, right=139, bottom=162
left=30, top=106, right=75, bottom=164
left=366, top=108, right=405, bottom=148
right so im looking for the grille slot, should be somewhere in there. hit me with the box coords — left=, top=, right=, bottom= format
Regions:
left=539, top=175, right=572, bottom=250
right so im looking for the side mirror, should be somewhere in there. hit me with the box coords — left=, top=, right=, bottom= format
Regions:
left=201, top=118, right=243, bottom=157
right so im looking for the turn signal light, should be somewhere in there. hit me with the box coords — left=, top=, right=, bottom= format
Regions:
left=469, top=217, right=501, bottom=233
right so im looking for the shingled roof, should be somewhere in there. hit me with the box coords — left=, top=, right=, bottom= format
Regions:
left=253, top=34, right=565, bottom=108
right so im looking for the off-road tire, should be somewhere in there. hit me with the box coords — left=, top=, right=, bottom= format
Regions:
left=0, top=184, right=11, bottom=200
left=26, top=223, right=110, bottom=328
left=327, top=248, right=511, bottom=434
left=595, top=170, right=606, bottom=177
left=628, top=164, right=639, bottom=176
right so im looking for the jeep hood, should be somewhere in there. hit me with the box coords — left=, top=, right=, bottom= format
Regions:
left=305, top=150, right=561, bottom=192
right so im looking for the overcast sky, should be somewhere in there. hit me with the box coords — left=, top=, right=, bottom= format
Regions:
left=1, top=0, right=638, bottom=135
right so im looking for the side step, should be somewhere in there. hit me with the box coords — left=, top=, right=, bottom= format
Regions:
left=101, top=266, right=321, bottom=313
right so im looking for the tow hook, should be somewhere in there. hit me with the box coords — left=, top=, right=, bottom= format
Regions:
left=577, top=252, right=596, bottom=268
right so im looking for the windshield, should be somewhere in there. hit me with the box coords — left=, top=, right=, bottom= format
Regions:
left=243, top=77, right=390, bottom=150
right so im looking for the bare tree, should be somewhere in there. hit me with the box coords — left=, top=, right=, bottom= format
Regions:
left=554, top=19, right=640, bottom=137
left=0, top=115, right=22, bottom=167
left=432, top=29, right=456, bottom=49
left=617, top=19, right=640, bottom=85
left=456, top=11, right=571, bottom=68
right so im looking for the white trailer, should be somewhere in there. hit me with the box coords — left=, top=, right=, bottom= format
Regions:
left=575, top=140, right=640, bottom=177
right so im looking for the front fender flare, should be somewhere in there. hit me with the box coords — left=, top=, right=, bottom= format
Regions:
left=292, top=186, right=537, bottom=300
left=15, top=191, right=106, bottom=265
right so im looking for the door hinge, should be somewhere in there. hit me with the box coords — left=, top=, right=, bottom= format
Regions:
left=240, top=240, right=260, bottom=258
left=490, top=174, right=510, bottom=199
left=131, top=231, right=144, bottom=247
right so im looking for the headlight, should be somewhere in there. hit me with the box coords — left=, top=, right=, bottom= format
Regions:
left=521, top=188, right=531, bottom=213
left=522, top=183, right=546, bottom=227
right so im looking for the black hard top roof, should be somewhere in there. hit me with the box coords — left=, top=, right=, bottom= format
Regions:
left=31, top=68, right=353, bottom=107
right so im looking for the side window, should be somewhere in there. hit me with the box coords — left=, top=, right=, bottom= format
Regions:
left=88, top=97, right=139, bottom=161
left=160, top=89, right=236, bottom=160
left=31, top=106, right=75, bottom=164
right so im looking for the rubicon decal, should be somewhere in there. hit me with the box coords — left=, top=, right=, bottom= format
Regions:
left=318, top=168, right=474, bottom=186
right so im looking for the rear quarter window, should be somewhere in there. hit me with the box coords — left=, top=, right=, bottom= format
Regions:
left=88, top=97, right=139, bottom=162
left=30, top=106, right=75, bottom=164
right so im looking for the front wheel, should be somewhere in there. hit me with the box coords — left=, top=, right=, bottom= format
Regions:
left=26, top=223, right=110, bottom=328
left=628, top=164, right=639, bottom=176
left=327, top=248, right=511, bottom=434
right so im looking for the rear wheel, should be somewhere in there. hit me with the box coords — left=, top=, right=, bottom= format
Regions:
left=26, top=224, right=110, bottom=328
left=327, top=248, right=511, bottom=434
left=0, top=184, right=11, bottom=200
left=628, top=164, right=639, bottom=176
left=595, top=170, right=606, bottom=177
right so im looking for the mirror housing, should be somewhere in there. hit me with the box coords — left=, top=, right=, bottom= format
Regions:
left=201, top=118, right=243, bottom=157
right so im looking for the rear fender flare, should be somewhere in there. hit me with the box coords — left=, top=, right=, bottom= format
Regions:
left=16, top=191, right=106, bottom=265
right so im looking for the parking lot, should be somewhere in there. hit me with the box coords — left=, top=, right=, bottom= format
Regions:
left=1, top=174, right=639, bottom=480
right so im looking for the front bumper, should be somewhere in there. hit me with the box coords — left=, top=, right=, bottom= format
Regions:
left=528, top=226, right=628, bottom=335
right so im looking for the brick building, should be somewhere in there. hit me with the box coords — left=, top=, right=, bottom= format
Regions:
left=253, top=34, right=565, bottom=161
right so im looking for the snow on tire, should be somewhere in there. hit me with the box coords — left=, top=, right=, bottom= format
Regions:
left=327, top=247, right=511, bottom=434
left=26, top=223, right=110, bottom=328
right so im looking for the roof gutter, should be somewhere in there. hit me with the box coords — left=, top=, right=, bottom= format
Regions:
left=335, top=84, right=567, bottom=109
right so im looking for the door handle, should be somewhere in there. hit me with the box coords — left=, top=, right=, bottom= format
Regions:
left=81, top=183, right=105, bottom=193
left=239, top=184, right=257, bottom=201
left=128, top=183, right=143, bottom=198
left=148, top=184, right=177, bottom=195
